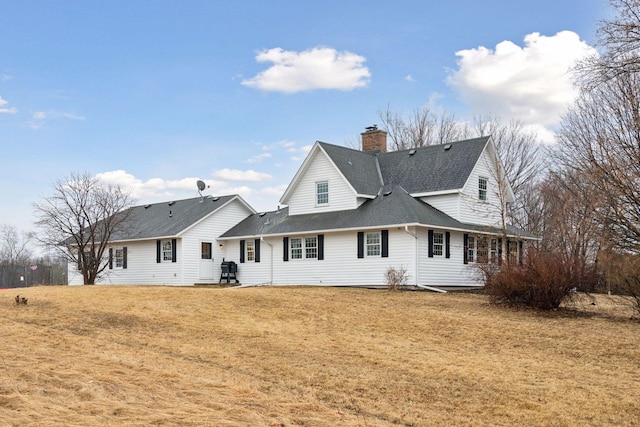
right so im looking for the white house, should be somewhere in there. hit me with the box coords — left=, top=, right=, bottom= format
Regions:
left=217, top=128, right=536, bottom=289
left=67, top=195, right=255, bottom=286
left=69, top=128, right=535, bottom=288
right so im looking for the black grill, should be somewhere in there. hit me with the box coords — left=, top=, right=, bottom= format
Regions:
left=220, top=259, right=239, bottom=284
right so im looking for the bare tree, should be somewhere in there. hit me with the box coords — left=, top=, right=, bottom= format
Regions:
left=556, top=71, right=640, bottom=253
left=377, top=104, right=470, bottom=150
left=33, top=171, right=134, bottom=285
left=0, top=225, right=33, bottom=287
left=576, top=0, right=640, bottom=89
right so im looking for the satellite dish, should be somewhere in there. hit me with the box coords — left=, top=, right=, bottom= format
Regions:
left=197, top=180, right=206, bottom=191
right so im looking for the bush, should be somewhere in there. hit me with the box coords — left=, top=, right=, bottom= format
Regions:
left=483, top=249, right=596, bottom=310
left=385, top=266, right=408, bottom=291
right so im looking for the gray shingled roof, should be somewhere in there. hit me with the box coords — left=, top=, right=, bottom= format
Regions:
left=316, top=137, right=489, bottom=195
left=378, top=137, right=489, bottom=194
left=316, top=142, right=381, bottom=195
left=220, top=187, right=532, bottom=239
left=109, top=195, right=237, bottom=241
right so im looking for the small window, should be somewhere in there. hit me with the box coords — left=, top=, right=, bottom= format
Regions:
left=490, top=239, right=499, bottom=263
left=366, top=232, right=381, bottom=257
left=433, top=232, right=444, bottom=256
left=246, top=241, right=255, bottom=262
left=479, top=177, right=488, bottom=201
left=508, top=240, right=518, bottom=263
left=201, top=242, right=212, bottom=260
left=316, top=181, right=329, bottom=205
left=477, top=237, right=489, bottom=263
left=467, top=236, right=475, bottom=263
left=115, top=248, right=124, bottom=268
left=305, top=237, right=317, bottom=259
left=290, top=238, right=303, bottom=260
left=162, top=241, right=173, bottom=262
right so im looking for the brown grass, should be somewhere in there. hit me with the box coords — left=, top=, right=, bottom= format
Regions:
left=0, top=286, right=639, bottom=426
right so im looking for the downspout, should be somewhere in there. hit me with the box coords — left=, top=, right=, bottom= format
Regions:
left=260, top=236, right=273, bottom=285
left=404, top=225, right=419, bottom=286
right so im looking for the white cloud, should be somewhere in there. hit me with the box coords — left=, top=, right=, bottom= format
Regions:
left=247, top=152, right=272, bottom=163
left=405, top=74, right=415, bottom=82
left=1, top=74, right=11, bottom=81
left=32, top=110, right=85, bottom=121
left=94, top=170, right=282, bottom=212
left=213, top=168, right=272, bottom=182
left=242, top=47, right=371, bottom=93
left=0, top=96, right=16, bottom=114
left=447, top=31, right=596, bottom=131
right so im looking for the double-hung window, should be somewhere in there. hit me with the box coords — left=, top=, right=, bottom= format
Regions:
left=290, top=236, right=317, bottom=260
left=115, top=248, right=124, bottom=268
left=479, top=177, right=488, bottom=201
left=162, top=240, right=173, bottom=262
left=366, top=232, right=381, bottom=257
left=433, top=232, right=444, bottom=256
left=316, top=181, right=329, bottom=206
left=246, top=241, right=255, bottom=262
left=466, top=236, right=476, bottom=263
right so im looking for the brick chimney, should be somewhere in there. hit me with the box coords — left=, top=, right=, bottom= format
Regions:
left=361, top=125, right=387, bottom=153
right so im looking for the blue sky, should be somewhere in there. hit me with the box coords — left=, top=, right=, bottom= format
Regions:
left=0, top=0, right=608, bottom=233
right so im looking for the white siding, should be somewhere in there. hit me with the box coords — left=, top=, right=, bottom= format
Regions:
left=420, top=193, right=460, bottom=221
left=457, top=147, right=505, bottom=227
left=224, top=227, right=481, bottom=288
left=68, top=198, right=253, bottom=286
left=287, top=150, right=358, bottom=216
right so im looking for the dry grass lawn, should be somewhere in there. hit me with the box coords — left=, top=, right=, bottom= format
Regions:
left=0, top=285, right=638, bottom=426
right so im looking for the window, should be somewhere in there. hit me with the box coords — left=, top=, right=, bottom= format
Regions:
left=466, top=236, right=475, bottom=263
left=290, top=238, right=303, bottom=259
left=366, top=232, right=381, bottom=257
left=162, top=240, right=173, bottom=262
left=490, top=239, right=499, bottom=263
left=115, top=248, right=124, bottom=268
left=477, top=237, right=490, bottom=263
left=433, top=232, right=444, bottom=256
left=290, top=237, right=317, bottom=260
left=508, top=240, right=518, bottom=264
left=316, top=181, right=329, bottom=205
left=201, top=242, right=212, bottom=260
left=246, top=241, right=255, bottom=261
left=305, top=237, right=317, bottom=259
left=479, top=177, right=488, bottom=201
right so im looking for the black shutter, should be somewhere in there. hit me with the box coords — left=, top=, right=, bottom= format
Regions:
left=78, top=249, right=82, bottom=270
left=498, top=238, right=503, bottom=264
left=109, top=248, right=113, bottom=269
left=445, top=232, right=451, bottom=259
left=463, top=234, right=469, bottom=264
left=240, top=240, right=245, bottom=263
left=283, top=237, right=289, bottom=262
left=381, top=230, right=389, bottom=258
left=318, top=234, right=324, bottom=260
left=357, top=232, right=364, bottom=258
left=428, top=230, right=434, bottom=258
left=519, top=241, right=523, bottom=265
left=156, top=240, right=161, bottom=263
left=171, top=238, right=177, bottom=263
left=123, top=247, right=128, bottom=269
left=255, top=239, right=261, bottom=263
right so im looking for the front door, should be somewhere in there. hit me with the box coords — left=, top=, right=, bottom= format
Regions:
left=199, top=242, right=215, bottom=281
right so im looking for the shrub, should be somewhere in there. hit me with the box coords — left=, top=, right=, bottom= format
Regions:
left=600, top=252, right=640, bottom=318
left=385, top=266, right=408, bottom=291
left=483, top=249, right=596, bottom=310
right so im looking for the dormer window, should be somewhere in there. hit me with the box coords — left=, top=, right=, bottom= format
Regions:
left=316, top=181, right=329, bottom=206
left=478, top=177, right=488, bottom=201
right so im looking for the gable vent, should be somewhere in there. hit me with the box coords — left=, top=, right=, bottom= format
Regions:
left=168, top=201, right=175, bottom=206
left=443, top=144, right=452, bottom=151
left=144, top=204, right=151, bottom=209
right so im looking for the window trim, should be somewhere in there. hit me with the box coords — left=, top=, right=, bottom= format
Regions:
left=316, top=181, right=329, bottom=206
left=246, top=240, right=255, bottom=262
left=432, top=232, right=444, bottom=257
left=290, top=236, right=318, bottom=260
left=478, top=176, right=488, bottom=202
left=162, top=240, right=173, bottom=262
left=365, top=231, right=381, bottom=257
